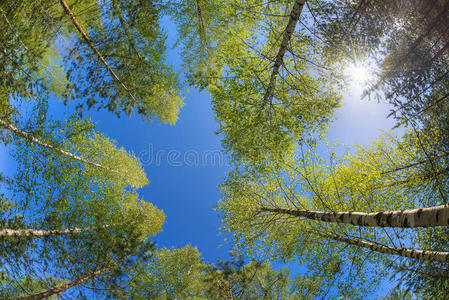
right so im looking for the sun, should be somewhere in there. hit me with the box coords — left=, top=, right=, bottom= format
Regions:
left=345, top=62, right=371, bottom=86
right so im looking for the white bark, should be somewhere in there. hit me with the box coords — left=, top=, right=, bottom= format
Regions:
left=59, top=0, right=137, bottom=103
left=322, top=232, right=449, bottom=263
left=0, top=225, right=109, bottom=238
left=0, top=118, right=120, bottom=175
left=262, top=0, right=306, bottom=106
left=261, top=204, right=449, bottom=228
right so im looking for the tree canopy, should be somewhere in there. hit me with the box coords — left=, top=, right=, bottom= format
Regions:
left=0, top=0, right=448, bottom=298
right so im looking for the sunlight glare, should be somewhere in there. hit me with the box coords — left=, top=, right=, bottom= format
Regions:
left=345, top=62, right=371, bottom=86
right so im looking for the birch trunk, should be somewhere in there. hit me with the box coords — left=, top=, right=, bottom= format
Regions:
left=380, top=152, right=449, bottom=175
left=228, top=284, right=234, bottom=300
left=17, top=254, right=131, bottom=300
left=321, top=232, right=449, bottom=263
left=0, top=225, right=109, bottom=238
left=112, top=0, right=143, bottom=60
left=0, top=118, right=120, bottom=175
left=262, top=0, right=306, bottom=106
left=59, top=0, right=137, bottom=103
left=261, top=204, right=449, bottom=228
left=195, top=0, right=208, bottom=49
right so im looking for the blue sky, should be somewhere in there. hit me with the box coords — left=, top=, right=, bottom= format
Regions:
left=0, top=17, right=399, bottom=263
left=0, top=13, right=401, bottom=297
left=71, top=42, right=397, bottom=269
left=82, top=88, right=232, bottom=264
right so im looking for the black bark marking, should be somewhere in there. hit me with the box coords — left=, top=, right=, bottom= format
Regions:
left=386, top=213, right=393, bottom=226
left=402, top=217, right=409, bottom=228
left=357, top=216, right=364, bottom=226
left=416, top=208, right=423, bottom=218
left=375, top=212, right=383, bottom=226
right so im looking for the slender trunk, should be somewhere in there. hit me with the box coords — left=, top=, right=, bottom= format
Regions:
left=408, top=91, right=449, bottom=122
left=0, top=118, right=120, bottom=175
left=380, top=152, right=449, bottom=175
left=262, top=0, right=306, bottom=107
left=228, top=282, right=233, bottom=300
left=320, top=232, right=449, bottom=263
left=112, top=0, right=143, bottom=60
left=17, top=254, right=131, bottom=300
left=372, top=1, right=449, bottom=92
left=0, top=225, right=109, bottom=238
left=195, top=0, right=208, bottom=50
left=401, top=267, right=449, bottom=279
left=261, top=204, right=449, bottom=228
left=59, top=0, right=137, bottom=103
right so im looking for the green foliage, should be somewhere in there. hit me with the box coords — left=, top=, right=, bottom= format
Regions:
left=202, top=258, right=298, bottom=299
left=64, top=0, right=184, bottom=123
left=381, top=288, right=414, bottom=300
left=1, top=0, right=448, bottom=298
left=0, top=100, right=163, bottom=296
left=0, top=0, right=183, bottom=124
left=113, top=246, right=308, bottom=299
left=218, top=128, right=449, bottom=297
left=309, top=0, right=449, bottom=125
left=0, top=273, right=62, bottom=299
left=390, top=226, right=449, bottom=299
left=113, top=245, right=205, bottom=299
left=67, top=130, right=149, bottom=188
left=171, top=0, right=340, bottom=164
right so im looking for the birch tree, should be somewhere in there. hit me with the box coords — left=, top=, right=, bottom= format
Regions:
left=60, top=0, right=183, bottom=123
left=171, top=0, right=340, bottom=164
left=0, top=0, right=98, bottom=110
left=2, top=100, right=148, bottom=188
left=0, top=101, right=164, bottom=297
left=218, top=128, right=449, bottom=297
left=387, top=223, right=449, bottom=298
left=1, top=0, right=183, bottom=123
left=9, top=239, right=157, bottom=299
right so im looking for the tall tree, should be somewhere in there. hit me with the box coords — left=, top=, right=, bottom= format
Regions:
left=218, top=129, right=449, bottom=297
left=170, top=0, right=340, bottom=164
left=1, top=0, right=183, bottom=123
left=260, top=204, right=449, bottom=228
left=60, top=0, right=184, bottom=123
left=112, top=246, right=310, bottom=299
left=0, top=101, right=164, bottom=297
left=3, top=100, right=148, bottom=188
left=17, top=254, right=132, bottom=300
left=387, top=224, right=449, bottom=298
left=0, top=118, right=122, bottom=176
left=308, top=0, right=449, bottom=126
